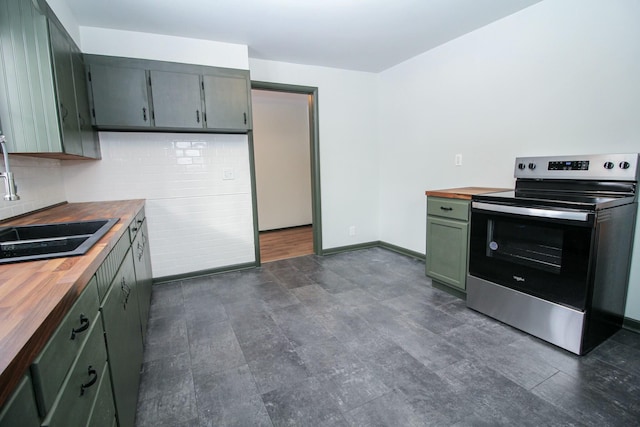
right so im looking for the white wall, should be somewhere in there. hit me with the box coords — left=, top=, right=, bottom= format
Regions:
left=61, top=29, right=254, bottom=278
left=62, top=133, right=254, bottom=278
left=44, top=0, right=80, bottom=43
left=377, top=0, right=640, bottom=320
left=249, top=59, right=380, bottom=249
left=79, top=27, right=249, bottom=70
left=252, top=90, right=312, bottom=231
left=0, top=156, right=66, bottom=220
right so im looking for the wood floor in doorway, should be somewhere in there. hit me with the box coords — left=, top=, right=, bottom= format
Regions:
left=259, top=225, right=313, bottom=263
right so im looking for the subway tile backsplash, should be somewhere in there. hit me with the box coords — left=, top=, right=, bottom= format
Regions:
left=62, top=132, right=255, bottom=278
left=0, top=156, right=66, bottom=220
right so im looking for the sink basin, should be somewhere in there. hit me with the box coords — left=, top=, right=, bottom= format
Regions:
left=0, top=218, right=119, bottom=264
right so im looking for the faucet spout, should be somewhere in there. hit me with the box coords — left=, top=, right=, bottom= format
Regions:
left=0, top=135, right=20, bottom=201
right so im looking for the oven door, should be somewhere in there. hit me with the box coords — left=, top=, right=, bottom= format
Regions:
left=469, top=202, right=595, bottom=311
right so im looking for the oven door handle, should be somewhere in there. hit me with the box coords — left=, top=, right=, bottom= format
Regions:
left=472, top=202, right=590, bottom=222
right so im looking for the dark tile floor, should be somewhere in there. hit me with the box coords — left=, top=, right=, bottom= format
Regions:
left=135, top=248, right=640, bottom=427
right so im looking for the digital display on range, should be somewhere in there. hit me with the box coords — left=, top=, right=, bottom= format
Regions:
left=548, top=160, right=589, bottom=171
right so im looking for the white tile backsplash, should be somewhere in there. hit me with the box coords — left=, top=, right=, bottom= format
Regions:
left=0, top=156, right=66, bottom=220
left=62, top=132, right=255, bottom=278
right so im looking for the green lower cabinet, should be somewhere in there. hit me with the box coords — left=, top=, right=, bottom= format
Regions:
left=0, top=374, right=40, bottom=427
left=31, top=277, right=99, bottom=416
left=426, top=196, right=471, bottom=296
left=100, top=248, right=143, bottom=427
left=133, top=220, right=153, bottom=342
left=86, top=366, right=116, bottom=427
left=426, top=216, right=469, bottom=290
left=41, top=318, right=108, bottom=427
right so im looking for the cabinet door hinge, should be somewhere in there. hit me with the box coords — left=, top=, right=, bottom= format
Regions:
left=148, top=76, right=152, bottom=86
left=91, top=108, right=95, bottom=118
left=87, top=71, right=92, bottom=82
left=201, top=81, right=204, bottom=91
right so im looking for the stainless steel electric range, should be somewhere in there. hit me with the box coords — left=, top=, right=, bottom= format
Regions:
left=467, top=153, right=639, bottom=355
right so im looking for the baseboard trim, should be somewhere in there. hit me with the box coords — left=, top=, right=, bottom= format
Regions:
left=322, top=241, right=381, bottom=256
left=153, top=261, right=258, bottom=284
left=378, top=241, right=425, bottom=261
left=154, top=241, right=426, bottom=284
left=623, top=317, right=640, bottom=333
left=322, top=240, right=425, bottom=261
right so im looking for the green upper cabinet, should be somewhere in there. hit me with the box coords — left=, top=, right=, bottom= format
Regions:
left=85, top=54, right=252, bottom=133
left=0, top=0, right=99, bottom=159
left=88, top=64, right=151, bottom=129
left=71, top=48, right=100, bottom=158
left=203, top=73, right=251, bottom=131
left=150, top=70, right=203, bottom=129
left=49, top=20, right=82, bottom=157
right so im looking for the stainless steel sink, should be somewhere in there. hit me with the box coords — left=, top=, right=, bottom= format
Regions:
left=0, top=218, right=119, bottom=264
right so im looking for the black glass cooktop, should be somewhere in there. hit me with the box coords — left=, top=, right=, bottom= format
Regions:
left=473, top=190, right=634, bottom=211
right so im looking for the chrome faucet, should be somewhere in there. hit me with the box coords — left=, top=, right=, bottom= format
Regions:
left=0, top=133, right=19, bottom=201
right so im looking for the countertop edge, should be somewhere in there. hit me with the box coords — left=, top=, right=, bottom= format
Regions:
left=425, top=187, right=511, bottom=200
left=0, top=199, right=145, bottom=408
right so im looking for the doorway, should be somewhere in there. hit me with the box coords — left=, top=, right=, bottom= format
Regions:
left=249, top=82, right=321, bottom=264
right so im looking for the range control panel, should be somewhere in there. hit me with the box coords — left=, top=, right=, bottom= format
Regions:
left=547, top=160, right=590, bottom=171
left=514, top=153, right=639, bottom=181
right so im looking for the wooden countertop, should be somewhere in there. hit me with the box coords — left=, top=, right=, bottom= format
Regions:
left=0, top=200, right=144, bottom=407
left=425, top=187, right=510, bottom=200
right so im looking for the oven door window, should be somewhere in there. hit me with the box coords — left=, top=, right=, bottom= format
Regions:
left=469, top=211, right=593, bottom=311
left=486, top=221, right=563, bottom=274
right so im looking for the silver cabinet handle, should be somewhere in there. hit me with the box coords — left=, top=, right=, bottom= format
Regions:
left=472, top=202, right=590, bottom=222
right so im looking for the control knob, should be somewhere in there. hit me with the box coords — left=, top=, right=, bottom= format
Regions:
left=604, top=162, right=615, bottom=170
left=619, top=161, right=630, bottom=169
left=517, top=163, right=526, bottom=170
left=528, top=163, right=536, bottom=170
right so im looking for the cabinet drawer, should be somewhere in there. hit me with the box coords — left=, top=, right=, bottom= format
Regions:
left=41, top=320, right=108, bottom=427
left=31, top=277, right=99, bottom=415
left=0, top=374, right=40, bottom=427
left=427, top=197, right=470, bottom=221
left=96, top=232, right=130, bottom=301
left=128, top=208, right=145, bottom=243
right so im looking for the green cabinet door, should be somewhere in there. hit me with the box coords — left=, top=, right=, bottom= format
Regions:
left=0, top=375, right=40, bottom=427
left=48, top=19, right=81, bottom=156
left=0, top=0, right=60, bottom=154
left=426, top=216, right=469, bottom=291
left=71, top=47, right=99, bottom=158
left=203, top=73, right=251, bottom=130
left=150, top=70, right=203, bottom=128
left=133, top=220, right=153, bottom=342
left=89, top=64, right=151, bottom=128
left=100, top=249, right=143, bottom=427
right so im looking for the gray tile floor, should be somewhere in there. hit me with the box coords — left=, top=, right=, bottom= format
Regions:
left=135, top=248, right=640, bottom=427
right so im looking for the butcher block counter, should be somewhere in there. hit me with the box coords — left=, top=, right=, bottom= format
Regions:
left=425, top=186, right=509, bottom=200
left=0, top=199, right=145, bottom=408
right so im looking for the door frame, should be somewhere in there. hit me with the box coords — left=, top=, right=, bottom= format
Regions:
left=249, top=81, right=322, bottom=265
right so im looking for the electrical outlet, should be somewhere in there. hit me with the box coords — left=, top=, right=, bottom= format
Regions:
left=223, top=168, right=235, bottom=180
left=455, top=154, right=462, bottom=166
left=349, top=226, right=356, bottom=236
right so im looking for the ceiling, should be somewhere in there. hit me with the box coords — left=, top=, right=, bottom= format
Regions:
left=64, top=0, right=543, bottom=73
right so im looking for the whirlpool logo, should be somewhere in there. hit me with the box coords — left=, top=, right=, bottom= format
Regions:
left=512, top=275, right=526, bottom=282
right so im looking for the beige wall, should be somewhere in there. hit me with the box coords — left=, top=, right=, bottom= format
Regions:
left=252, top=90, right=312, bottom=231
